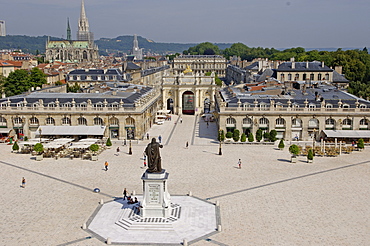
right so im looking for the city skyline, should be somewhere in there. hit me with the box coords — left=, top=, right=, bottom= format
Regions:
left=0, top=0, right=369, bottom=49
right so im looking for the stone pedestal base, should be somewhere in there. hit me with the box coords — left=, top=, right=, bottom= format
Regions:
left=140, top=169, right=171, bottom=218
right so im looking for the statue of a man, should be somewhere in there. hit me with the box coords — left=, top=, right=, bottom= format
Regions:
left=145, top=138, right=163, bottom=173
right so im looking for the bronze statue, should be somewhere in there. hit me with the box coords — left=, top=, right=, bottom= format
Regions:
left=145, top=138, right=163, bottom=173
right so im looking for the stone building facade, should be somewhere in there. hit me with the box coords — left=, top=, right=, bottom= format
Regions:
left=216, top=85, right=370, bottom=141
left=0, top=84, right=161, bottom=140
left=172, top=55, right=227, bottom=77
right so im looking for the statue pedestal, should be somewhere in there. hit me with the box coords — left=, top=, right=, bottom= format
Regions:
left=140, top=169, right=171, bottom=218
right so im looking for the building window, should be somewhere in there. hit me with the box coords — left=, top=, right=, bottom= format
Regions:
left=94, top=117, right=104, bottom=126
left=61, top=117, right=71, bottom=125
left=259, top=118, right=269, bottom=125
left=29, top=117, right=39, bottom=125
left=109, top=117, right=119, bottom=127
left=46, top=117, right=55, bottom=125
left=292, top=118, right=302, bottom=127
left=325, top=118, right=335, bottom=125
left=342, top=104, right=350, bottom=108
left=310, top=74, right=314, bottom=80
left=318, top=74, right=322, bottom=80
left=295, top=74, right=299, bottom=80
left=325, top=73, right=329, bottom=80
left=77, top=117, right=87, bottom=125
left=303, top=74, right=307, bottom=80
left=14, top=117, right=23, bottom=125
left=359, top=104, right=367, bottom=108
left=326, top=104, right=333, bottom=108
left=342, top=118, right=352, bottom=126
left=288, top=74, right=292, bottom=80
left=226, top=117, right=236, bottom=125
left=276, top=118, right=285, bottom=126
left=0, top=116, right=7, bottom=127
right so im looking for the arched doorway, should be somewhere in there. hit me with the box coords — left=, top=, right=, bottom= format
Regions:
left=204, top=98, right=211, bottom=113
left=167, top=98, right=174, bottom=114
left=182, top=91, right=195, bottom=115
left=182, top=91, right=195, bottom=114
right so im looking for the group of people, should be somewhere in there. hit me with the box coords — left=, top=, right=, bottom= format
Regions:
left=123, top=188, right=139, bottom=204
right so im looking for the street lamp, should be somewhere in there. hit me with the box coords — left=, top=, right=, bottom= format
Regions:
left=39, top=127, right=42, bottom=143
left=312, top=128, right=317, bottom=154
left=218, top=129, right=222, bottom=155
left=129, top=140, right=132, bottom=155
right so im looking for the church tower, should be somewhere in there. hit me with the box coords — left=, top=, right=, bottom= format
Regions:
left=67, top=18, right=71, bottom=41
left=77, top=0, right=93, bottom=41
left=132, top=34, right=143, bottom=60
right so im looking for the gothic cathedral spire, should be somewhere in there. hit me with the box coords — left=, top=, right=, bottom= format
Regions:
left=67, top=18, right=71, bottom=41
left=77, top=0, right=93, bottom=41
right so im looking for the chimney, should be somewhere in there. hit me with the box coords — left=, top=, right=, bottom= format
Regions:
left=321, top=61, right=325, bottom=68
left=292, top=61, right=295, bottom=69
left=306, top=61, right=309, bottom=69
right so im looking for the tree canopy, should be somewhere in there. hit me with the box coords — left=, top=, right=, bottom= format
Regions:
left=3, top=68, right=46, bottom=97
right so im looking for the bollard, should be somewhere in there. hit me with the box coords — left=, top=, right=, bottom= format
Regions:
left=188, top=191, right=192, bottom=196
left=106, top=237, right=111, bottom=245
left=183, top=239, right=188, bottom=246
left=215, top=200, right=219, bottom=206
left=82, top=223, right=87, bottom=229
left=132, top=190, right=136, bottom=196
left=100, top=199, right=104, bottom=205
left=217, top=224, right=222, bottom=231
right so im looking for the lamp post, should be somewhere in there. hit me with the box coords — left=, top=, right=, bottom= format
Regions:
left=39, top=127, right=42, bottom=143
left=129, top=140, right=132, bottom=155
left=218, top=129, right=222, bottom=155
left=312, top=128, right=317, bottom=155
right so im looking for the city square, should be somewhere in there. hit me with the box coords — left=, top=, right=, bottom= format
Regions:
left=0, top=114, right=369, bottom=245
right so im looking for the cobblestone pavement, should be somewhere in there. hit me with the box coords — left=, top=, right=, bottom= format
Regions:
left=0, top=115, right=369, bottom=246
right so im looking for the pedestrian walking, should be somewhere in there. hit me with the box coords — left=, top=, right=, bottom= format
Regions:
left=207, top=121, right=209, bottom=128
left=158, top=135, right=162, bottom=143
left=105, top=161, right=109, bottom=171
left=21, top=177, right=26, bottom=188
left=116, top=147, right=120, bottom=156
left=237, top=159, right=242, bottom=169
left=186, top=141, right=189, bottom=148
left=123, top=188, right=128, bottom=200
left=180, top=117, right=182, bottom=123
left=146, top=133, right=149, bottom=140
left=123, top=139, right=127, bottom=146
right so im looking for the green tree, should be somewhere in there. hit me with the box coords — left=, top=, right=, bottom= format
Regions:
left=307, top=149, right=314, bottom=160
left=278, top=139, right=285, bottom=150
left=184, top=42, right=220, bottom=55
left=34, top=143, right=44, bottom=155
left=256, top=129, right=263, bottom=142
left=269, top=130, right=277, bottom=142
left=248, top=133, right=254, bottom=142
left=67, top=82, right=80, bottom=93
left=226, top=131, right=233, bottom=138
left=289, top=144, right=300, bottom=157
left=12, top=141, right=20, bottom=152
left=3, top=68, right=46, bottom=96
left=357, top=138, right=365, bottom=149
left=90, top=144, right=99, bottom=154
left=240, top=133, right=246, bottom=142
left=106, top=138, right=112, bottom=146
left=233, top=129, right=240, bottom=142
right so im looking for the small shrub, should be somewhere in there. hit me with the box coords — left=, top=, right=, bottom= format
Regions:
left=106, top=138, right=112, bottom=146
left=289, top=144, right=300, bottom=157
left=226, top=131, right=233, bottom=138
left=278, top=139, right=285, bottom=149
left=233, top=129, right=240, bottom=142
left=269, top=130, right=277, bottom=142
left=263, top=132, right=270, bottom=141
left=256, top=129, right=263, bottom=142
left=34, top=143, right=44, bottom=155
left=248, top=133, right=254, bottom=142
left=90, top=144, right=99, bottom=153
left=240, top=133, right=246, bottom=142
left=307, top=149, right=314, bottom=160
left=357, top=138, right=365, bottom=149
left=12, top=141, right=20, bottom=151
left=24, top=136, right=28, bottom=141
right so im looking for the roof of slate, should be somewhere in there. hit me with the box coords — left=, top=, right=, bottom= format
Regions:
left=276, top=61, right=333, bottom=72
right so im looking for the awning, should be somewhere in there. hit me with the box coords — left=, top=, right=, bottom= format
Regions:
left=0, top=128, right=12, bottom=134
left=36, top=126, right=106, bottom=136
left=322, top=130, right=370, bottom=138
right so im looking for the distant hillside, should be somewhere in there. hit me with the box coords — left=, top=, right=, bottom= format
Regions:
left=0, top=35, right=232, bottom=55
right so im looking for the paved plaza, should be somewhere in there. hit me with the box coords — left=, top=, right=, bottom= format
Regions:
left=0, top=114, right=369, bottom=245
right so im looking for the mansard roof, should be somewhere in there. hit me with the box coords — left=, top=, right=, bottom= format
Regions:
left=276, top=61, right=333, bottom=72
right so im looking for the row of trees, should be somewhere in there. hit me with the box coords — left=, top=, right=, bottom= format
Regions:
left=183, top=42, right=370, bottom=99
left=0, top=68, right=47, bottom=97
left=218, top=129, right=278, bottom=142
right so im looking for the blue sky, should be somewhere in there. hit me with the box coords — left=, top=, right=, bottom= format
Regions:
left=0, top=0, right=369, bottom=48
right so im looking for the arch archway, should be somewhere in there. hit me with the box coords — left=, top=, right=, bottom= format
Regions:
left=182, top=91, right=195, bottom=115
left=166, top=98, right=174, bottom=113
